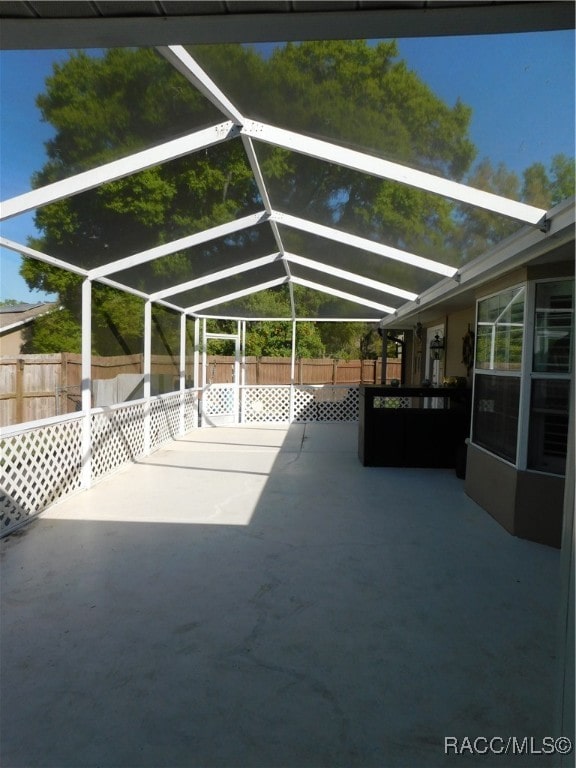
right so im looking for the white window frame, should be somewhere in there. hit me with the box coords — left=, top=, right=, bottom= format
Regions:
left=471, top=282, right=527, bottom=468
left=519, top=276, right=574, bottom=475
left=472, top=277, right=574, bottom=474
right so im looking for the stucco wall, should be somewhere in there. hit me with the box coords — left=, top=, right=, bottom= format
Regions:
left=0, top=329, right=25, bottom=356
left=465, top=428, right=565, bottom=548
left=445, top=308, right=475, bottom=383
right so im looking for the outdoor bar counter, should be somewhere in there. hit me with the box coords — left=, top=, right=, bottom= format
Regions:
left=358, top=385, right=471, bottom=469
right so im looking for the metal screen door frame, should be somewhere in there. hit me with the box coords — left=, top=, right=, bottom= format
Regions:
left=201, top=322, right=241, bottom=426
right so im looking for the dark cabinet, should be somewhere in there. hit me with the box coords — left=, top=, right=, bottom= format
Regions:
left=358, top=386, right=471, bottom=468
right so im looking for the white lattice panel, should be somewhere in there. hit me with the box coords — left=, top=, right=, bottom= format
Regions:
left=0, top=417, right=83, bottom=534
left=293, top=386, right=359, bottom=422
left=150, top=394, right=181, bottom=449
left=292, top=388, right=316, bottom=422
left=203, top=384, right=235, bottom=416
left=91, top=402, right=146, bottom=481
left=185, top=390, right=199, bottom=431
left=241, top=386, right=290, bottom=423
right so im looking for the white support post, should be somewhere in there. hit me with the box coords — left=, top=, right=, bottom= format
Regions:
left=235, top=320, right=241, bottom=425
left=201, top=318, right=207, bottom=389
left=194, top=317, right=200, bottom=428
left=180, top=312, right=186, bottom=435
left=241, top=320, right=247, bottom=387
left=81, top=278, right=92, bottom=489
left=143, top=300, right=152, bottom=454
left=290, top=320, right=297, bottom=423
left=239, top=320, right=245, bottom=425
left=194, top=318, right=200, bottom=390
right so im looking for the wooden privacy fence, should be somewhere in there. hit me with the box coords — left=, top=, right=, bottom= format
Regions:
left=0, top=353, right=401, bottom=427
left=208, top=356, right=400, bottom=385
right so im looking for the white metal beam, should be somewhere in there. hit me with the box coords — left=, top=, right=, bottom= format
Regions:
left=291, top=276, right=396, bottom=314
left=193, top=317, right=200, bottom=390
left=195, top=315, right=293, bottom=322
left=240, top=134, right=296, bottom=320
left=285, top=252, right=418, bottom=301
left=80, top=278, right=92, bottom=489
left=195, top=315, right=382, bottom=322
left=150, top=252, right=283, bottom=301
left=186, top=277, right=287, bottom=313
left=0, top=235, right=182, bottom=308
left=241, top=136, right=273, bottom=214
left=272, top=211, right=456, bottom=277
left=89, top=211, right=269, bottom=278
left=246, top=123, right=547, bottom=226
left=295, top=317, right=381, bottom=323
left=157, top=46, right=245, bottom=125
left=0, top=237, right=90, bottom=277
left=179, top=312, right=186, bottom=434
left=382, top=196, right=576, bottom=327
left=143, top=300, right=152, bottom=454
left=95, top=276, right=151, bottom=301
left=0, top=122, right=239, bottom=221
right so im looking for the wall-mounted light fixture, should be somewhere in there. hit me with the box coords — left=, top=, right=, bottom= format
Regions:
left=430, top=333, right=445, bottom=360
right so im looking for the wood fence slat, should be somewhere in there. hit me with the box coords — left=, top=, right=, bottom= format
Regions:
left=0, top=354, right=403, bottom=427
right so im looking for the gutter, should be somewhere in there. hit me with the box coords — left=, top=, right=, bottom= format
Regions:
left=381, top=195, right=576, bottom=328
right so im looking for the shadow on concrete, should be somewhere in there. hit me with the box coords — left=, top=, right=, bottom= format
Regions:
left=0, top=423, right=561, bottom=767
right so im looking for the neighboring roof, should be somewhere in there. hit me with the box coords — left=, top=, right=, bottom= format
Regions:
left=0, top=302, right=45, bottom=314
left=0, top=302, right=58, bottom=333
left=0, top=1, right=574, bottom=324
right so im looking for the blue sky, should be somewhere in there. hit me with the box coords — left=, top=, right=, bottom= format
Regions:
left=1, top=30, right=574, bottom=303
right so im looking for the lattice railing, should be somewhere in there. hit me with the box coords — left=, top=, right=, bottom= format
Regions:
left=0, top=385, right=358, bottom=536
left=239, top=385, right=359, bottom=423
left=91, top=401, right=146, bottom=482
left=203, top=384, right=235, bottom=416
left=0, top=390, right=200, bottom=536
left=293, top=385, right=359, bottom=422
left=150, top=393, right=181, bottom=450
left=0, top=414, right=83, bottom=533
left=184, top=390, right=199, bottom=432
left=241, top=386, right=291, bottom=423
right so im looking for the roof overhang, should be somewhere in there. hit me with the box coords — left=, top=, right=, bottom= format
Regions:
left=0, top=2, right=573, bottom=51
left=0, top=2, right=573, bottom=323
left=380, top=194, right=576, bottom=328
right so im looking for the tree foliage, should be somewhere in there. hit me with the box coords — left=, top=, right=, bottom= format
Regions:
left=453, top=153, right=574, bottom=260
left=19, top=42, right=574, bottom=355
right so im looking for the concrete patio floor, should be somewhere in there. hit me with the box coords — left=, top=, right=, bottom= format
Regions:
left=0, top=422, right=562, bottom=768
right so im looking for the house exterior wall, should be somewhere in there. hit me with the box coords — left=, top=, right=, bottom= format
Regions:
left=0, top=328, right=25, bottom=356
left=465, top=443, right=518, bottom=533
left=445, top=308, right=475, bottom=383
left=465, top=443, right=565, bottom=547
left=463, top=262, right=573, bottom=548
left=407, top=260, right=573, bottom=548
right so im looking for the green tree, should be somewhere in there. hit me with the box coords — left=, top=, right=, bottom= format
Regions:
left=21, top=307, right=81, bottom=353
left=522, top=154, right=575, bottom=208
left=456, top=153, right=575, bottom=262
left=549, top=153, right=576, bottom=204
left=522, top=162, right=551, bottom=208
left=454, top=159, right=522, bottom=259
left=21, top=42, right=483, bottom=354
